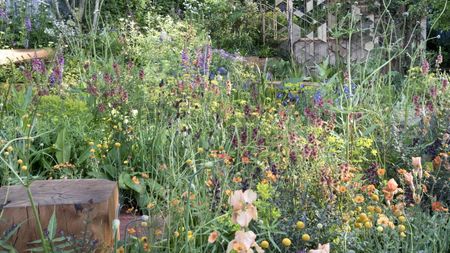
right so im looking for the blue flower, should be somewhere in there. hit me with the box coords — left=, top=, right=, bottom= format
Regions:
left=217, top=67, right=228, bottom=76
left=314, top=91, right=322, bottom=104
left=276, top=92, right=284, bottom=99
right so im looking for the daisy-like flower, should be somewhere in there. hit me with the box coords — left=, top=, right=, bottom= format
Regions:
left=229, top=190, right=258, bottom=227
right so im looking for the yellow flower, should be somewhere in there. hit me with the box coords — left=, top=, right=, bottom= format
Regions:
left=398, top=224, right=406, bottom=232
left=282, top=238, right=291, bottom=247
left=400, top=232, right=407, bottom=238
left=301, top=234, right=310, bottom=241
left=21, top=165, right=27, bottom=171
left=187, top=230, right=194, bottom=240
left=17, top=159, right=23, bottom=165
left=260, top=240, right=269, bottom=249
left=296, top=221, right=305, bottom=229
left=376, top=226, right=384, bottom=232
left=364, top=221, right=373, bottom=229
left=354, top=195, right=365, bottom=203
left=398, top=216, right=406, bottom=223
left=88, top=141, right=94, bottom=146
left=114, top=142, right=121, bottom=148
left=127, top=228, right=136, bottom=235
left=370, top=194, right=380, bottom=202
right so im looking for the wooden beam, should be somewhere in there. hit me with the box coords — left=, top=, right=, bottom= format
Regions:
left=0, top=48, right=54, bottom=65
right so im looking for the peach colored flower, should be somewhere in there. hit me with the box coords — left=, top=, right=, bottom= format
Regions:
left=309, top=243, right=330, bottom=253
left=385, top=179, right=398, bottom=192
left=208, top=231, right=219, bottom=243
left=226, top=231, right=264, bottom=253
left=377, top=168, right=386, bottom=176
left=229, top=190, right=258, bottom=227
left=433, top=156, right=441, bottom=169
left=383, top=179, right=399, bottom=202
left=432, top=201, right=448, bottom=212
left=397, top=169, right=407, bottom=175
left=412, top=157, right=423, bottom=179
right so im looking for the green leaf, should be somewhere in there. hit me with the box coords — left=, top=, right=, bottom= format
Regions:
left=55, top=128, right=71, bottom=164
left=47, top=208, right=57, bottom=240
left=3, top=221, right=24, bottom=241
left=0, top=240, right=17, bottom=253
left=119, top=173, right=144, bottom=193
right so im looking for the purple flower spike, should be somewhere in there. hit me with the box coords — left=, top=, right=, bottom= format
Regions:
left=25, top=17, right=32, bottom=32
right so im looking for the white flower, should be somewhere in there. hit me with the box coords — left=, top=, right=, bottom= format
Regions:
left=112, top=219, right=120, bottom=230
left=131, top=109, right=138, bottom=117
left=141, top=215, right=149, bottom=221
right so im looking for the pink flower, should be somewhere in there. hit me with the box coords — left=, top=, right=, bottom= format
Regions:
left=229, top=190, right=258, bottom=227
left=309, top=243, right=330, bottom=253
left=208, top=231, right=219, bottom=243
left=404, top=172, right=414, bottom=189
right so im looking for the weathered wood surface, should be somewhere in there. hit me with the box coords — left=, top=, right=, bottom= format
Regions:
left=0, top=179, right=118, bottom=252
left=0, top=48, right=53, bottom=65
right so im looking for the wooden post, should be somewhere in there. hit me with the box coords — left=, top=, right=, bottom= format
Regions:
left=287, top=0, right=294, bottom=59
left=0, top=179, right=118, bottom=252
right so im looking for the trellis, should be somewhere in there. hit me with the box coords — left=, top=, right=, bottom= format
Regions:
left=273, top=0, right=377, bottom=67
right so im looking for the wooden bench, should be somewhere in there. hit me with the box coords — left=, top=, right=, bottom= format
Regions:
left=0, top=179, right=118, bottom=252
left=0, top=48, right=53, bottom=65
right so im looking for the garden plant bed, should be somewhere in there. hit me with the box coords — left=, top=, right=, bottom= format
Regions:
left=0, top=1, right=450, bottom=253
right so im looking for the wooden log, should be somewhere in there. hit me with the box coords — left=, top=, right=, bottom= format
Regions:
left=0, top=179, right=118, bottom=252
left=0, top=48, right=54, bottom=65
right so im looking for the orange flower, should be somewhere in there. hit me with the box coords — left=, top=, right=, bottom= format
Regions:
left=208, top=231, right=219, bottom=243
left=233, top=177, right=243, bottom=183
left=337, top=185, right=347, bottom=193
left=353, top=195, right=365, bottom=203
left=432, top=201, right=448, bottom=212
left=433, top=156, right=442, bottom=169
left=366, top=184, right=376, bottom=194
left=265, top=170, right=277, bottom=182
left=397, top=169, right=407, bottom=175
left=132, top=176, right=140, bottom=185
left=241, top=156, right=250, bottom=164
left=377, top=168, right=386, bottom=176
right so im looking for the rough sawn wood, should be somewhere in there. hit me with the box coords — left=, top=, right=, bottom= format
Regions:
left=0, top=179, right=118, bottom=252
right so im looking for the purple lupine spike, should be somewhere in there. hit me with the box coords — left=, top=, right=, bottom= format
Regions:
left=32, top=58, right=46, bottom=74
left=181, top=48, right=189, bottom=68
left=421, top=60, right=430, bottom=75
